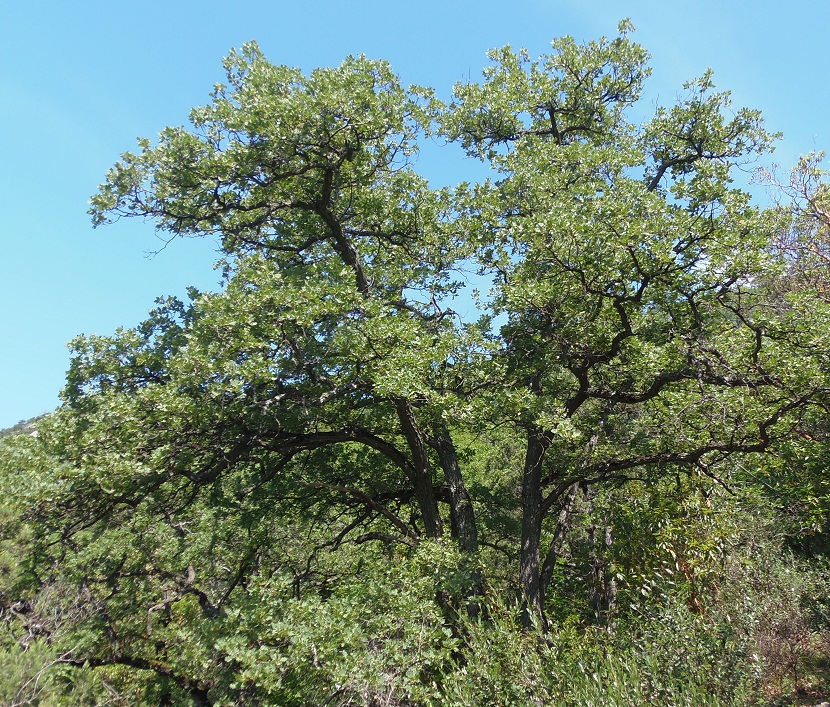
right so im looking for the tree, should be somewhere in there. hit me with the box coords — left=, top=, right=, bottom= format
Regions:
left=765, top=151, right=830, bottom=300
left=70, top=23, right=830, bottom=622
left=3, top=23, right=829, bottom=703
left=437, top=34, right=827, bottom=624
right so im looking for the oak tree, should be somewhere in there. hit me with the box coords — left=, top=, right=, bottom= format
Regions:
left=3, top=23, right=829, bottom=702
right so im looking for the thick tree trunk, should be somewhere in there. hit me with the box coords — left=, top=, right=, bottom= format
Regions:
left=519, top=428, right=550, bottom=629
left=394, top=397, right=443, bottom=539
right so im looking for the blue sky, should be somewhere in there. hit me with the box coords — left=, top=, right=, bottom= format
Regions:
left=2, top=0, right=828, bottom=428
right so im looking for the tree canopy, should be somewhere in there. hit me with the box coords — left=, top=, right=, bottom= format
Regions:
left=2, top=24, right=829, bottom=705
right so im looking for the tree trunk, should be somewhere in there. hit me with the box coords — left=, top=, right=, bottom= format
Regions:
left=433, top=422, right=483, bottom=617
left=519, top=428, right=550, bottom=629
left=540, top=429, right=601, bottom=604
left=539, top=481, right=581, bottom=599
left=394, top=397, right=443, bottom=539
left=433, top=423, right=478, bottom=555
left=584, top=488, right=617, bottom=627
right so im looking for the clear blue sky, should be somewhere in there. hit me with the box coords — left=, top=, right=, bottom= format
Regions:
left=2, top=1, right=828, bottom=428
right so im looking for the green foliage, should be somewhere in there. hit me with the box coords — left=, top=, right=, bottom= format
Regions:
left=3, top=23, right=830, bottom=705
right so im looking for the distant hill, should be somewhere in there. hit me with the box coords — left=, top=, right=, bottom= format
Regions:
left=0, top=415, right=45, bottom=440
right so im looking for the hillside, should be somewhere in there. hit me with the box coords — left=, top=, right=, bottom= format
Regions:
left=0, top=415, right=45, bottom=440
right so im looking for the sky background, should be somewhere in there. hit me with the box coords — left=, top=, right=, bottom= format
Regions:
left=2, top=0, right=828, bottom=429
